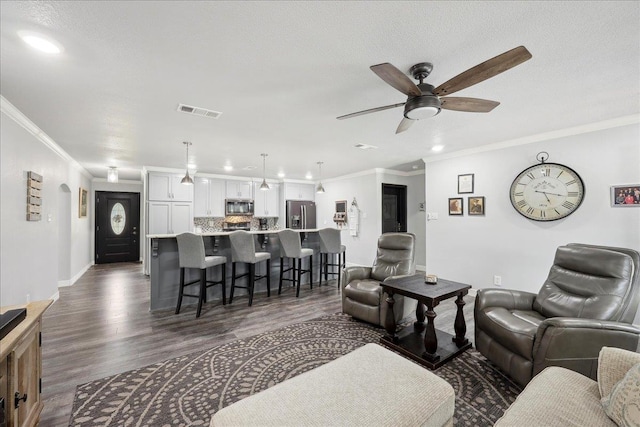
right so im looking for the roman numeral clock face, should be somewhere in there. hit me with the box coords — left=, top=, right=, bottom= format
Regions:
left=510, top=162, right=585, bottom=221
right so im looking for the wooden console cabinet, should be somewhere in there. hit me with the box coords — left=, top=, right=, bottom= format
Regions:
left=0, top=300, right=52, bottom=427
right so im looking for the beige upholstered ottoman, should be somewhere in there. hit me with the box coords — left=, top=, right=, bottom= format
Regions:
left=210, top=343, right=455, bottom=427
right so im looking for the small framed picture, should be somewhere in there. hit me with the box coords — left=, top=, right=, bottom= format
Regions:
left=449, top=197, right=463, bottom=215
left=468, top=196, right=485, bottom=215
left=458, top=174, right=474, bottom=194
left=79, top=187, right=88, bottom=217
left=611, top=184, right=640, bottom=207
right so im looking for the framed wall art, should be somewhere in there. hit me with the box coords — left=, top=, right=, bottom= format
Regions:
left=458, top=173, right=474, bottom=194
left=79, top=187, right=88, bottom=217
left=611, top=184, right=640, bottom=207
left=449, top=197, right=463, bottom=215
left=468, top=196, right=485, bottom=215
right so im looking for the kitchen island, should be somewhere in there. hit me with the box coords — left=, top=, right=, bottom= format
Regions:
left=147, top=229, right=344, bottom=311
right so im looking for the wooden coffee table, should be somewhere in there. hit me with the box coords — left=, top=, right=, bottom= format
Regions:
left=380, top=274, right=472, bottom=369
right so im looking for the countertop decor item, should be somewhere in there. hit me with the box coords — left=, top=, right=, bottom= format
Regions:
left=425, top=274, right=438, bottom=284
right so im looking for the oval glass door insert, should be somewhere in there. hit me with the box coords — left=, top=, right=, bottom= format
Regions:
left=110, top=202, right=126, bottom=235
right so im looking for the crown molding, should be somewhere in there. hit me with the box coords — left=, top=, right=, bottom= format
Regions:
left=1, top=95, right=93, bottom=179
left=424, top=114, right=640, bottom=163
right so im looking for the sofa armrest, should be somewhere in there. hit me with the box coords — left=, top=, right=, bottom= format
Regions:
left=532, top=318, right=640, bottom=379
left=598, top=346, right=640, bottom=398
left=474, top=288, right=536, bottom=312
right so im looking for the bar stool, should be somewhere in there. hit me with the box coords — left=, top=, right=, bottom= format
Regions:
left=278, top=229, right=314, bottom=297
left=318, top=228, right=346, bottom=288
left=228, top=231, right=271, bottom=306
left=175, top=232, right=227, bottom=318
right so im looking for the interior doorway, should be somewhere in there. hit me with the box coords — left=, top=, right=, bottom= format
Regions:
left=382, top=184, right=407, bottom=233
left=95, top=192, right=140, bottom=263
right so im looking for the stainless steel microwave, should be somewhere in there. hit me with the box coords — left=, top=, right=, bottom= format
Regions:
left=225, top=199, right=254, bottom=216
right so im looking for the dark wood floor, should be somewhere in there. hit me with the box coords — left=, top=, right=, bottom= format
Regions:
left=39, top=262, right=475, bottom=426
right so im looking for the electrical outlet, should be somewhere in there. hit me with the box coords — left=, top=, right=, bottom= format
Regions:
left=493, top=275, right=502, bottom=286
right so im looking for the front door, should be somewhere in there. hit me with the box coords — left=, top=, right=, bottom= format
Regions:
left=95, top=191, right=140, bottom=264
left=382, top=184, right=407, bottom=233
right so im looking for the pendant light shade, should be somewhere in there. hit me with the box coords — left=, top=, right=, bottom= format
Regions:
left=260, top=153, right=270, bottom=191
left=107, top=166, right=118, bottom=183
left=316, top=161, right=325, bottom=193
left=181, top=142, right=194, bottom=185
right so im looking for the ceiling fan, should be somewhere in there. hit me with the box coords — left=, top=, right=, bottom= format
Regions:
left=337, top=46, right=532, bottom=134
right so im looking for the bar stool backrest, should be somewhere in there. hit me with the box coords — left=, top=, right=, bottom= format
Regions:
left=319, top=228, right=341, bottom=253
left=176, top=233, right=206, bottom=269
left=229, top=230, right=257, bottom=263
left=278, top=229, right=302, bottom=258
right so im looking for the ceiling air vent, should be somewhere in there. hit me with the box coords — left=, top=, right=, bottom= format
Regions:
left=354, top=143, right=378, bottom=150
left=177, top=103, right=222, bottom=119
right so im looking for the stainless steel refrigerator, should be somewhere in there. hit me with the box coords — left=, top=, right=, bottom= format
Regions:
left=286, top=200, right=316, bottom=229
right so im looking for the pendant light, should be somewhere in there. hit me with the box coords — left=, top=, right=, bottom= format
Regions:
left=316, top=161, right=325, bottom=193
left=259, top=153, right=270, bottom=190
left=107, top=166, right=118, bottom=183
left=181, top=142, right=194, bottom=185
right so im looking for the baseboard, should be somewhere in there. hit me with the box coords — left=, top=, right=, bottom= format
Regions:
left=70, top=262, right=92, bottom=286
left=416, top=265, right=426, bottom=272
left=58, top=279, right=71, bottom=287
left=468, top=288, right=478, bottom=297
left=50, top=290, right=60, bottom=302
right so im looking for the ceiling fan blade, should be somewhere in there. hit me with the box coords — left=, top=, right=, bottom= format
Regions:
left=434, top=46, right=532, bottom=96
left=337, top=102, right=405, bottom=120
left=396, top=117, right=414, bottom=134
left=440, top=97, right=500, bottom=112
left=370, top=63, right=422, bottom=97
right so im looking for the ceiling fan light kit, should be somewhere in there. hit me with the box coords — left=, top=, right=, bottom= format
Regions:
left=338, top=46, right=532, bottom=134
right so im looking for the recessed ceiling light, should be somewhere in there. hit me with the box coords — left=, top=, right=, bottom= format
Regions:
left=224, top=165, right=233, bottom=171
left=431, top=145, right=444, bottom=152
left=188, top=163, right=197, bottom=169
left=243, top=166, right=257, bottom=170
left=305, top=173, right=313, bottom=180
left=354, top=143, right=378, bottom=150
left=277, top=172, right=285, bottom=178
left=18, top=31, right=63, bottom=54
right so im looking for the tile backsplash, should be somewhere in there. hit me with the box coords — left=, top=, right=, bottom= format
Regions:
left=194, top=217, right=280, bottom=233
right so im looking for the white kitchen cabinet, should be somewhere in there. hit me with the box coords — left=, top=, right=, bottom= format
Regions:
left=194, top=178, right=225, bottom=217
left=148, top=202, right=193, bottom=234
left=225, top=180, right=253, bottom=199
left=148, top=172, right=194, bottom=202
left=254, top=183, right=280, bottom=217
left=284, top=183, right=315, bottom=201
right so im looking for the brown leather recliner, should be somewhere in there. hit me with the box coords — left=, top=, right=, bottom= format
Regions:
left=341, top=233, right=417, bottom=326
left=474, top=243, right=640, bottom=387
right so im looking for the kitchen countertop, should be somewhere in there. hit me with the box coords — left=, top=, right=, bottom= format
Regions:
left=147, top=228, right=347, bottom=239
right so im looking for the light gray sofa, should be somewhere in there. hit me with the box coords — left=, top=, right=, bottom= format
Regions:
left=495, top=346, right=640, bottom=426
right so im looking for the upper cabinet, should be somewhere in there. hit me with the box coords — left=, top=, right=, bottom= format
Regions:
left=225, top=180, right=253, bottom=199
left=254, top=183, right=280, bottom=217
left=194, top=177, right=225, bottom=217
left=284, top=183, right=315, bottom=201
left=148, top=172, right=194, bottom=202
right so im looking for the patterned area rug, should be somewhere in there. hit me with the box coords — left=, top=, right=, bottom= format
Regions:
left=70, top=313, right=520, bottom=426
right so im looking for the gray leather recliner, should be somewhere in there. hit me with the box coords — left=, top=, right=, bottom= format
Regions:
left=341, top=233, right=417, bottom=326
left=474, top=243, right=640, bottom=387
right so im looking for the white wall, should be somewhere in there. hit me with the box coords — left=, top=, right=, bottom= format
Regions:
left=316, top=169, right=426, bottom=269
left=424, top=123, right=640, bottom=324
left=1, top=102, right=93, bottom=306
left=378, top=171, right=427, bottom=269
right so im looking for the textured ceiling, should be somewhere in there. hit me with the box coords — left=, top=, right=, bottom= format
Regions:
left=1, top=1, right=639, bottom=181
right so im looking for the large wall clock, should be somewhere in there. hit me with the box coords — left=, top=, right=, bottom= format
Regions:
left=509, top=154, right=585, bottom=221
